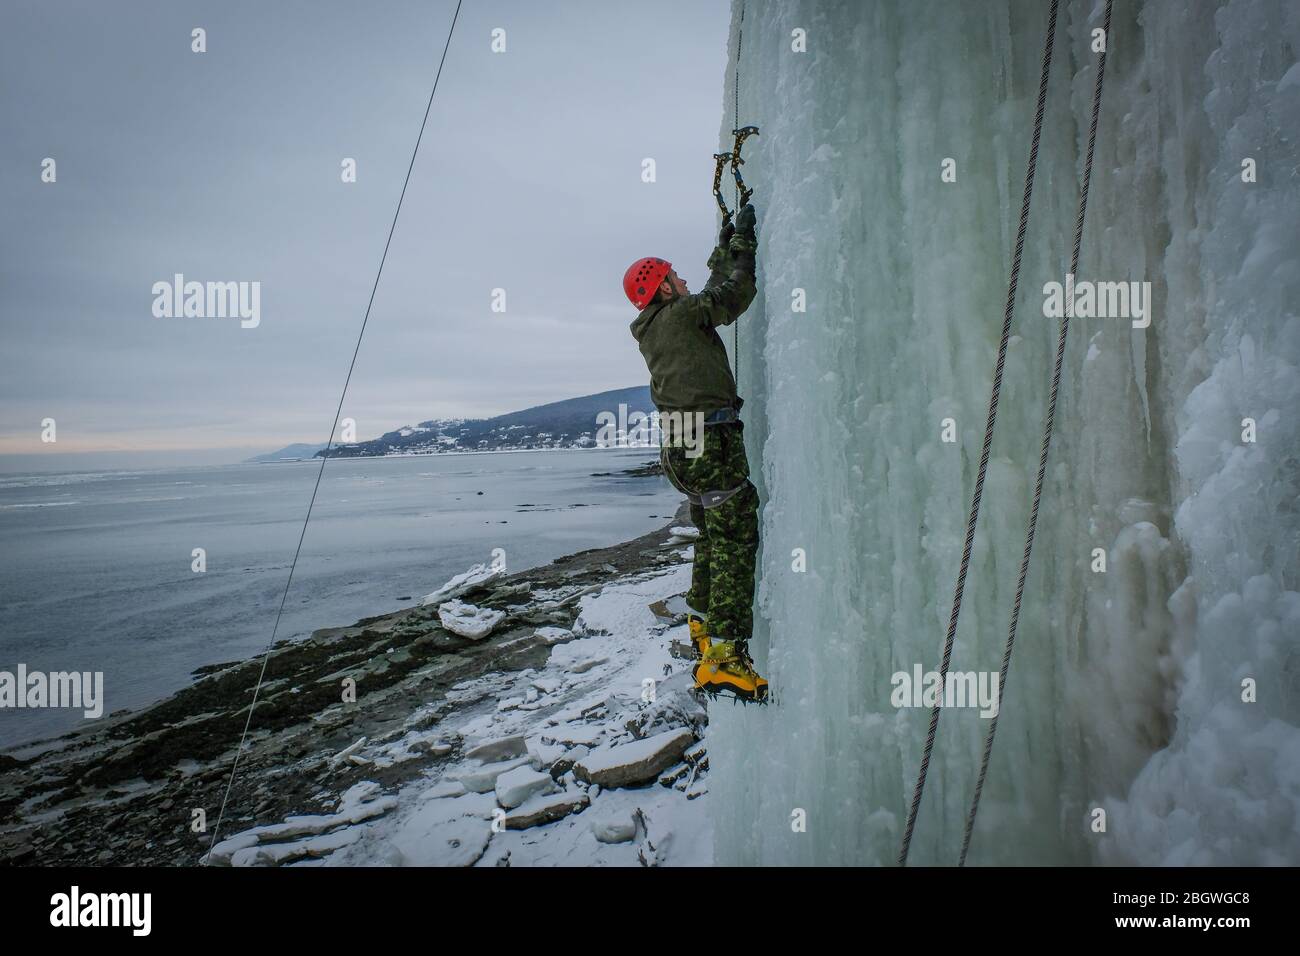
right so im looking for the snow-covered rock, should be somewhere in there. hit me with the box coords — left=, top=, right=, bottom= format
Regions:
left=658, top=762, right=691, bottom=788
left=230, top=828, right=361, bottom=867
left=548, top=745, right=590, bottom=778
left=464, top=734, right=528, bottom=764
left=421, top=780, right=467, bottom=801
left=574, top=729, right=695, bottom=789
left=208, top=783, right=397, bottom=865
left=454, top=754, right=537, bottom=793
left=495, top=765, right=556, bottom=809
left=420, top=559, right=506, bottom=607
left=548, top=638, right=615, bottom=676
left=437, top=600, right=505, bottom=640
left=533, top=626, right=576, bottom=645
left=504, top=790, right=590, bottom=830
left=540, top=724, right=606, bottom=748
left=591, top=814, right=638, bottom=844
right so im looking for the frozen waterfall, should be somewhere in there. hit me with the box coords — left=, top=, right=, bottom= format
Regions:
left=710, top=0, right=1300, bottom=865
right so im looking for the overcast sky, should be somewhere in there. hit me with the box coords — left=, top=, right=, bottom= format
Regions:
left=0, top=0, right=731, bottom=470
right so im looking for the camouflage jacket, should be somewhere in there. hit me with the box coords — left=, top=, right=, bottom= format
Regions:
left=629, top=233, right=757, bottom=416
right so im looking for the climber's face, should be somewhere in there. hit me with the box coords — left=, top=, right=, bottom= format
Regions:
left=661, top=269, right=689, bottom=298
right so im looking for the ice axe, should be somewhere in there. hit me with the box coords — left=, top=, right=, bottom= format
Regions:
left=712, top=151, right=734, bottom=224
left=729, top=125, right=760, bottom=208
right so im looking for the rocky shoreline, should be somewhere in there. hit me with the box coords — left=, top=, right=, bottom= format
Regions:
left=0, top=498, right=703, bottom=867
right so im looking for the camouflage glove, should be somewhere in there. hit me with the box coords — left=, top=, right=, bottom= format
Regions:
left=707, top=243, right=732, bottom=275
left=734, top=203, right=757, bottom=236
left=728, top=232, right=757, bottom=257
left=719, top=220, right=736, bottom=246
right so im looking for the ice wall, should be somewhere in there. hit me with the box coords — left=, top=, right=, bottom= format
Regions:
left=711, top=0, right=1300, bottom=865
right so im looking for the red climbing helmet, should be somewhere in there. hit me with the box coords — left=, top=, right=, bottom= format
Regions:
left=623, top=257, right=673, bottom=310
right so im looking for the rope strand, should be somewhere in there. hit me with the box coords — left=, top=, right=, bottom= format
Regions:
left=898, top=0, right=1060, bottom=867
left=958, top=0, right=1113, bottom=866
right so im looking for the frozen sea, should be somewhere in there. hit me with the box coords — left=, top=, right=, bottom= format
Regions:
left=0, top=448, right=677, bottom=749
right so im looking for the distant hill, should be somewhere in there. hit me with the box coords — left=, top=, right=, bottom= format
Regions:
left=315, top=385, right=654, bottom=459
left=247, top=442, right=329, bottom=463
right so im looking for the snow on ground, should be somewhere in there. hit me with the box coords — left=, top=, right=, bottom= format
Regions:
left=215, top=561, right=713, bottom=866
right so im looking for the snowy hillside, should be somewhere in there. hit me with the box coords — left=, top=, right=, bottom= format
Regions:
left=320, top=386, right=653, bottom=458
left=711, top=0, right=1299, bottom=865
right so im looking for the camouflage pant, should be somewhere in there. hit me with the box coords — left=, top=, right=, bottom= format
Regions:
left=661, top=422, right=759, bottom=643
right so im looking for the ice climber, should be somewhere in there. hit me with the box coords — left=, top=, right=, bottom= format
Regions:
left=624, top=202, right=767, bottom=703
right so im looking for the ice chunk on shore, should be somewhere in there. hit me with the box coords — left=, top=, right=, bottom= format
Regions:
left=437, top=600, right=505, bottom=640
left=420, top=559, right=506, bottom=606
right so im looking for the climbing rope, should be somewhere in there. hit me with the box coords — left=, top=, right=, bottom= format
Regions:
left=734, top=2, right=743, bottom=136
left=898, top=0, right=1060, bottom=867
left=958, top=0, right=1113, bottom=866
left=203, top=0, right=464, bottom=863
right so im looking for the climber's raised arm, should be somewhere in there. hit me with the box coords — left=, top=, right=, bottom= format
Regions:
left=690, top=204, right=757, bottom=328
left=703, top=220, right=736, bottom=291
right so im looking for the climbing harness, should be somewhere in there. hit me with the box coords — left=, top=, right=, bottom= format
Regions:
left=898, top=0, right=1061, bottom=867
left=203, top=0, right=465, bottom=864
left=660, top=429, right=751, bottom=512
left=957, top=0, right=1114, bottom=866
left=897, top=0, right=1113, bottom=866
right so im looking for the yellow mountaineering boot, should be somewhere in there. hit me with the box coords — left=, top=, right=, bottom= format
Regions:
left=692, top=640, right=769, bottom=704
left=687, top=613, right=711, bottom=658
